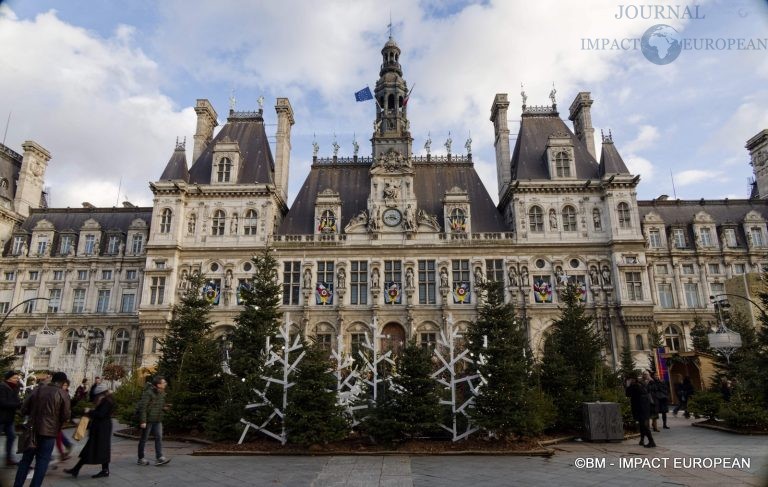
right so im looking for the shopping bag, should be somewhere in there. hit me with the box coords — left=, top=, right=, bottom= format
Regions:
left=16, top=424, right=36, bottom=453
left=73, top=416, right=90, bottom=441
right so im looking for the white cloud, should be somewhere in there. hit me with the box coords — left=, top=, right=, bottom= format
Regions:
left=624, top=125, right=660, bottom=153
left=625, top=155, right=655, bottom=182
left=675, top=169, right=724, bottom=186
left=0, top=9, right=195, bottom=207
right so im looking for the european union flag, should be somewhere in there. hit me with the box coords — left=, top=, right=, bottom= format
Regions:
left=354, top=86, right=373, bottom=102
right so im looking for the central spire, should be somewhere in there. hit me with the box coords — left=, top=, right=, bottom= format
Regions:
left=372, top=36, right=412, bottom=158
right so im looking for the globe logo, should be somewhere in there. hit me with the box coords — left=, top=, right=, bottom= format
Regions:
left=641, top=24, right=683, bottom=65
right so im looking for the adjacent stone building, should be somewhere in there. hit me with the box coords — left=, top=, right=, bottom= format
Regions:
left=1, top=37, right=767, bottom=387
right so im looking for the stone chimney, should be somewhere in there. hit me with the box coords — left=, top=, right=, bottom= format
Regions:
left=13, top=140, right=51, bottom=217
left=568, top=92, right=596, bottom=160
left=490, top=93, right=511, bottom=200
left=192, top=99, right=218, bottom=163
left=274, top=98, right=295, bottom=203
left=746, top=129, right=768, bottom=198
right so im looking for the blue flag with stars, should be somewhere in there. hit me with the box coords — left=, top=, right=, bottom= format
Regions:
left=355, top=86, right=373, bottom=102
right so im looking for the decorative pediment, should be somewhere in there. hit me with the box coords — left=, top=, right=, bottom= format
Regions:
left=693, top=211, right=714, bottom=223
left=33, top=219, right=55, bottom=231
left=371, top=149, right=413, bottom=175
left=643, top=211, right=664, bottom=223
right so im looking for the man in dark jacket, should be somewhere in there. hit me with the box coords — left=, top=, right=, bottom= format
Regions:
left=0, top=371, right=22, bottom=465
left=13, top=371, right=71, bottom=487
left=136, top=376, right=170, bottom=466
left=625, top=371, right=656, bottom=448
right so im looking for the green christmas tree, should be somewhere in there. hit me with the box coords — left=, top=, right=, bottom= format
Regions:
left=646, top=323, right=664, bottom=374
left=286, top=343, right=348, bottom=446
left=540, top=282, right=603, bottom=431
left=619, top=346, right=639, bottom=381
left=467, top=281, right=549, bottom=437
left=157, top=272, right=214, bottom=384
left=689, top=316, right=712, bottom=353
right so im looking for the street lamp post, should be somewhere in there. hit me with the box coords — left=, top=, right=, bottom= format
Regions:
left=708, top=294, right=744, bottom=364
left=0, top=297, right=51, bottom=328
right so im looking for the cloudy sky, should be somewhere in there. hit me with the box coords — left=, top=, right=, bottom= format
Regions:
left=0, top=0, right=767, bottom=208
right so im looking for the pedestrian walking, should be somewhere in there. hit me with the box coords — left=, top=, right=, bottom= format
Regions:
left=88, top=377, right=102, bottom=403
left=673, top=376, right=694, bottom=418
left=13, top=371, right=71, bottom=487
left=0, top=371, right=22, bottom=465
left=73, top=378, right=88, bottom=407
left=55, top=380, right=74, bottom=460
left=648, top=372, right=670, bottom=430
left=64, top=383, right=114, bottom=478
left=136, top=376, right=171, bottom=466
left=626, top=372, right=656, bottom=448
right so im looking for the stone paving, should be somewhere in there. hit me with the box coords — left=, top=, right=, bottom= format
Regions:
left=1, top=414, right=766, bottom=486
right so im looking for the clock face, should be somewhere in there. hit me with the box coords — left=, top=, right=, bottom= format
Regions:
left=382, top=208, right=402, bottom=227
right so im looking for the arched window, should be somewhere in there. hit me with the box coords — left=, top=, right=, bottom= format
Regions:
left=88, top=329, right=104, bottom=354
left=160, top=209, right=172, bottom=233
left=617, top=202, right=632, bottom=229
left=136, top=331, right=146, bottom=357
left=243, top=209, right=258, bottom=235
left=529, top=206, right=544, bottom=232
left=14, top=330, right=29, bottom=355
left=64, top=329, right=80, bottom=355
left=449, top=208, right=466, bottom=233
left=114, top=329, right=130, bottom=355
left=592, top=208, right=602, bottom=231
left=562, top=206, right=577, bottom=232
left=217, top=157, right=232, bottom=183
left=318, top=210, right=336, bottom=234
left=212, top=210, right=226, bottom=236
left=664, top=325, right=681, bottom=351
left=554, top=151, right=570, bottom=177
left=187, top=213, right=196, bottom=235
left=635, top=334, right=645, bottom=351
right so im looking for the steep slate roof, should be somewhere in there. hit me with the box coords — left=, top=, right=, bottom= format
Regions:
left=510, top=112, right=600, bottom=180
left=599, top=139, right=630, bottom=176
left=278, top=161, right=507, bottom=235
left=159, top=145, right=189, bottom=182
left=638, top=199, right=768, bottom=248
left=188, top=112, right=275, bottom=185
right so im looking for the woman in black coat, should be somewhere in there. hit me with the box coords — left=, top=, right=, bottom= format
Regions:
left=625, top=373, right=656, bottom=448
left=64, top=383, right=114, bottom=478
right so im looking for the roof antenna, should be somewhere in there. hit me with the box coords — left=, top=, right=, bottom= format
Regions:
left=670, top=169, right=677, bottom=199
left=115, top=177, right=122, bottom=207
left=2, top=111, right=11, bottom=146
left=388, top=10, right=392, bottom=38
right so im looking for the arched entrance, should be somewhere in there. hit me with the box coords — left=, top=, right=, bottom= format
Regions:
left=380, top=322, right=406, bottom=355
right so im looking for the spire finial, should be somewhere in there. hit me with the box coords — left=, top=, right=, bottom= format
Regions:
left=352, top=133, right=359, bottom=156
left=332, top=132, right=340, bottom=157
left=520, top=82, right=527, bottom=108
left=388, top=10, right=392, bottom=38
left=424, top=131, right=432, bottom=155
left=229, top=89, right=236, bottom=111
left=549, top=82, right=557, bottom=106
left=257, top=95, right=264, bottom=111
left=312, top=133, right=319, bottom=157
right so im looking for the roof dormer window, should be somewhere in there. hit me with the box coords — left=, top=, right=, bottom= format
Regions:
left=217, top=157, right=232, bottom=183
left=555, top=151, right=571, bottom=177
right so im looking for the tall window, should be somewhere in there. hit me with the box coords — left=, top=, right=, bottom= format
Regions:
left=243, top=209, right=258, bottom=235
left=84, top=234, right=96, bottom=254
left=350, top=261, right=368, bottom=305
left=120, top=292, right=135, bottom=312
left=187, top=214, right=196, bottom=235
left=96, top=290, right=111, bottom=313
left=452, top=259, right=470, bottom=305
left=751, top=227, right=764, bottom=247
left=0, top=302, right=8, bottom=314
left=36, top=235, right=48, bottom=255
left=657, top=284, right=674, bottom=309
left=673, top=228, right=686, bottom=248
left=12, top=236, right=25, bottom=255
left=684, top=283, right=700, bottom=308
left=14, top=330, right=28, bottom=356
left=59, top=235, right=74, bottom=255
left=710, top=282, right=725, bottom=299
left=418, top=260, right=436, bottom=304
left=22, top=290, right=36, bottom=313
left=212, top=210, right=226, bottom=235
left=635, top=334, right=645, bottom=351
left=707, top=263, right=721, bottom=275
left=316, top=261, right=335, bottom=306
left=485, top=259, right=504, bottom=283
left=150, top=277, right=166, bottom=305
left=114, top=329, right=130, bottom=355
left=101, top=269, right=113, bottom=280
left=554, top=151, right=570, bottom=177
left=699, top=227, right=712, bottom=247
left=529, top=206, right=544, bottom=232
left=217, top=157, right=232, bottom=182
left=131, top=234, right=144, bottom=254
left=648, top=229, right=662, bottom=248
left=561, top=206, right=577, bottom=232
left=72, top=289, right=86, bottom=313
left=315, top=332, right=332, bottom=352
left=64, top=330, right=79, bottom=355
left=420, top=332, right=437, bottom=349
left=52, top=270, right=64, bottom=281
left=384, top=260, right=402, bottom=304
left=160, top=209, right=172, bottom=233
left=350, top=332, right=367, bottom=357
left=625, top=272, right=642, bottom=300
left=282, top=261, right=301, bottom=305
left=724, top=228, right=737, bottom=247
left=47, top=289, right=62, bottom=313
left=449, top=208, right=466, bottom=233
left=664, top=326, right=681, bottom=351
left=617, top=203, right=631, bottom=229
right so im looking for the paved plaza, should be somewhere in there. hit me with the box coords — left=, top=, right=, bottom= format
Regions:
left=1, top=414, right=766, bottom=487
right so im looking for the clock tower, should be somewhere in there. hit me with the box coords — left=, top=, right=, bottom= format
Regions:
left=371, top=36, right=413, bottom=159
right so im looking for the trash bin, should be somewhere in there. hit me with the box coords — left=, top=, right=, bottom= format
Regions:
left=582, top=402, right=624, bottom=441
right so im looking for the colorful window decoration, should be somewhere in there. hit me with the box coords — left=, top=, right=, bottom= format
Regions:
left=449, top=208, right=466, bottom=233
left=452, top=281, right=471, bottom=304
left=385, top=281, right=402, bottom=304
left=533, top=276, right=553, bottom=303
left=236, top=280, right=252, bottom=305
left=318, top=210, right=337, bottom=234
left=203, top=280, right=221, bottom=305
left=315, top=281, right=334, bottom=305
left=569, top=275, right=587, bottom=303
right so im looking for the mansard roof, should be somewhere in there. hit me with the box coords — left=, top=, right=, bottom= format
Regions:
left=159, top=144, right=189, bottom=182
left=599, top=137, right=630, bottom=176
left=19, top=207, right=152, bottom=233
left=510, top=111, right=600, bottom=180
left=278, top=160, right=507, bottom=235
left=188, top=111, right=275, bottom=185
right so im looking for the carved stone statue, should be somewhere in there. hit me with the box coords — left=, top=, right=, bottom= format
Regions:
left=424, top=133, right=432, bottom=155
left=337, top=268, right=346, bottom=288
left=589, top=266, right=599, bottom=286
left=549, top=209, right=557, bottom=230
left=440, top=268, right=449, bottom=288
left=371, top=268, right=380, bottom=288
left=231, top=214, right=238, bottom=234
left=179, top=270, right=189, bottom=290
left=520, top=83, right=527, bottom=107
left=405, top=267, right=414, bottom=289
left=352, top=138, right=359, bottom=156
left=601, top=265, right=612, bottom=285
left=225, top=269, right=233, bottom=289
left=332, top=137, right=340, bottom=157
left=118, top=241, right=125, bottom=256
left=383, top=182, right=400, bottom=204
left=303, top=268, right=312, bottom=289
left=465, top=136, right=472, bottom=155
left=444, top=132, right=452, bottom=154
left=474, top=266, right=484, bottom=286
left=312, top=140, right=319, bottom=157
left=404, top=204, right=415, bottom=231
left=520, top=266, right=529, bottom=286
left=508, top=266, right=519, bottom=287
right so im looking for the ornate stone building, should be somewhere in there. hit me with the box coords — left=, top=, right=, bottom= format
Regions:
left=1, top=37, right=767, bottom=386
